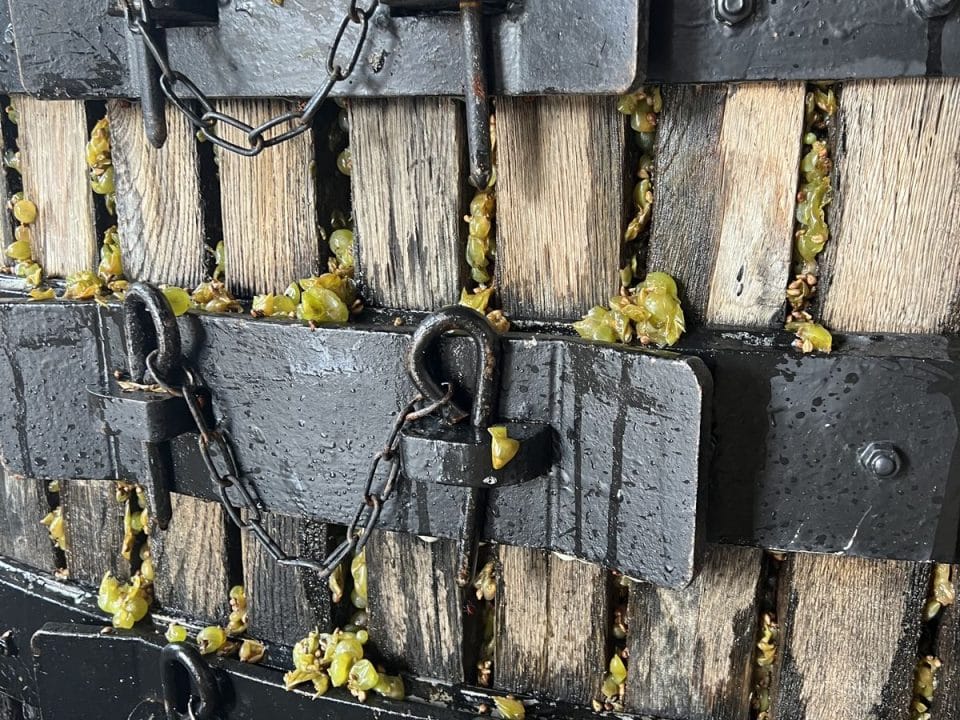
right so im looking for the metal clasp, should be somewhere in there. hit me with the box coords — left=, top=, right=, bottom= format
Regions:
left=400, top=306, right=552, bottom=586
left=160, top=642, right=220, bottom=720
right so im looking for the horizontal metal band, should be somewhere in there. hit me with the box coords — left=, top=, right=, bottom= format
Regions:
left=5, top=1, right=960, bottom=97
left=0, top=299, right=708, bottom=588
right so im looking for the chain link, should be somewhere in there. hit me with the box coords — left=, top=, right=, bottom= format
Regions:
left=122, top=0, right=378, bottom=156
left=146, top=349, right=446, bottom=580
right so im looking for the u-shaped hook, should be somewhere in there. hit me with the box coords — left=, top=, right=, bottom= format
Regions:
left=406, top=305, right=500, bottom=428
left=124, top=281, right=182, bottom=385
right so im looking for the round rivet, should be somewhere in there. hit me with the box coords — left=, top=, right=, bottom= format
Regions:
left=482, top=476, right=497, bottom=486
left=715, top=0, right=755, bottom=25
left=914, top=0, right=957, bottom=18
left=859, top=441, right=902, bottom=479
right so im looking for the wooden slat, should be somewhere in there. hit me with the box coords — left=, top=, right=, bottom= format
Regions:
left=150, top=493, right=233, bottom=622
left=107, top=101, right=206, bottom=287
left=771, top=77, right=960, bottom=720
left=366, top=531, right=464, bottom=679
left=493, top=96, right=620, bottom=703
left=771, top=556, right=929, bottom=719
left=350, top=97, right=464, bottom=311
left=494, top=547, right=607, bottom=705
left=216, top=99, right=320, bottom=296
left=212, top=99, right=333, bottom=644
left=241, top=512, right=331, bottom=647
left=0, top=466, right=56, bottom=570
left=60, top=480, right=125, bottom=586
left=821, top=78, right=960, bottom=333
left=496, top=96, right=624, bottom=320
left=350, top=97, right=468, bottom=682
left=626, top=546, right=764, bottom=719
left=625, top=82, right=805, bottom=720
left=15, top=97, right=97, bottom=276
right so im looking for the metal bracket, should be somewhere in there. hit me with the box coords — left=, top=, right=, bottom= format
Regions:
left=0, top=299, right=709, bottom=588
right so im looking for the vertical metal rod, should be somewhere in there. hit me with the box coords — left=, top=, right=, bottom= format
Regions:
left=460, top=0, right=491, bottom=189
left=456, top=486, right=484, bottom=587
left=126, top=16, right=168, bottom=148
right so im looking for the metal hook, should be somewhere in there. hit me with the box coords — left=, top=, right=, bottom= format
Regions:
left=124, top=281, right=182, bottom=385
left=406, top=304, right=500, bottom=428
left=160, top=642, right=219, bottom=720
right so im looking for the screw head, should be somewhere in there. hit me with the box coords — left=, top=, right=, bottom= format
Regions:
left=859, top=441, right=902, bottom=478
left=715, top=0, right=755, bottom=25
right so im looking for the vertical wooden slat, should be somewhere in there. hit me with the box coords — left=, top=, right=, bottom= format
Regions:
left=771, top=77, right=960, bottom=720
left=60, top=481, right=125, bottom=586
left=0, top=466, right=55, bottom=571
left=496, top=96, right=624, bottom=321
left=493, top=96, right=622, bottom=703
left=107, top=102, right=207, bottom=287
left=351, top=97, right=464, bottom=311
left=625, top=82, right=806, bottom=720
left=214, top=99, right=333, bottom=641
left=494, top=547, right=608, bottom=705
left=350, top=97, right=468, bottom=682
left=16, top=97, right=96, bottom=276
left=217, top=99, right=320, bottom=296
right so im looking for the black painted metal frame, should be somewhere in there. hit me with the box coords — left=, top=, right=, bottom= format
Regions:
left=2, top=295, right=960, bottom=574
left=3, top=0, right=960, bottom=97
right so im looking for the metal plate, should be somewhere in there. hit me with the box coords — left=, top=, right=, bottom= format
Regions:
left=7, top=0, right=647, bottom=98
left=647, top=0, right=960, bottom=82
left=0, top=300, right=709, bottom=588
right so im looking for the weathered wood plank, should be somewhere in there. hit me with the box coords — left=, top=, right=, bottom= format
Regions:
left=626, top=545, right=764, bottom=719
left=350, top=97, right=467, bottom=682
left=771, top=556, right=929, bottom=720
left=496, top=96, right=625, bottom=320
left=241, top=511, right=331, bottom=648
left=494, top=547, right=608, bottom=706
left=821, top=78, right=960, bottom=333
left=350, top=97, right=464, bottom=310
left=0, top=466, right=56, bottom=570
left=107, top=101, right=206, bottom=287
left=771, top=77, right=960, bottom=720
left=60, top=480, right=125, bottom=586
left=216, top=99, right=320, bottom=296
left=706, top=83, right=805, bottom=326
left=15, top=97, right=97, bottom=276
left=493, top=96, right=617, bottom=703
left=215, top=99, right=334, bottom=645
left=150, top=493, right=233, bottom=622
left=625, top=83, right=805, bottom=720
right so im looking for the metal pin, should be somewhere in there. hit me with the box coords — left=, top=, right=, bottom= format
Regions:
left=460, top=0, right=492, bottom=190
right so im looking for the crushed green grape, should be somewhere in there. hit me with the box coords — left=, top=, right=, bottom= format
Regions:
left=488, top=425, right=519, bottom=470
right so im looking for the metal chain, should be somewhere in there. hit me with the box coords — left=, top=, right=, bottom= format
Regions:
left=121, top=0, right=378, bottom=157
left=146, top=350, right=448, bottom=580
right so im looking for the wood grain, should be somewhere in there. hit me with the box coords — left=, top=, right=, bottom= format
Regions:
left=350, top=97, right=468, bottom=681
left=107, top=101, right=206, bottom=287
left=772, top=77, right=960, bottom=720
left=495, top=96, right=625, bottom=320
left=60, top=479, right=125, bottom=586
left=626, top=545, right=763, bottom=719
left=821, top=78, right=960, bottom=333
left=493, top=96, right=620, bottom=703
left=15, top=97, right=97, bottom=276
left=771, top=556, right=929, bottom=720
left=349, top=97, right=464, bottom=310
left=0, top=466, right=56, bottom=571
left=706, top=83, right=805, bottom=326
left=216, top=98, right=334, bottom=645
left=625, top=83, right=805, bottom=719
left=366, top=532, right=465, bottom=680
left=216, top=99, right=320, bottom=296
left=241, top=511, right=331, bottom=648
left=495, top=547, right=607, bottom=705
left=150, top=493, right=233, bottom=622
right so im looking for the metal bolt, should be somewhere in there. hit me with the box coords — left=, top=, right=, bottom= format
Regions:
left=482, top=476, right=497, bottom=486
left=859, top=441, right=902, bottom=478
left=913, top=0, right=957, bottom=18
left=715, top=0, right=755, bottom=25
